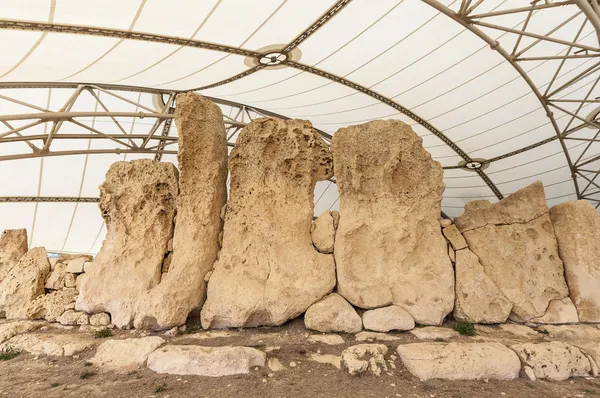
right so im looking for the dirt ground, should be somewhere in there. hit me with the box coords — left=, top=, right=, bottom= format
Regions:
left=1, top=318, right=599, bottom=398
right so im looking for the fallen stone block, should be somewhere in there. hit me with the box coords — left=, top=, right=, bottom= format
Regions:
left=341, top=344, right=388, bottom=376
left=304, top=293, right=362, bottom=333
left=362, top=305, right=414, bottom=332
left=147, top=345, right=266, bottom=377
left=91, top=336, right=165, bottom=371
left=397, top=342, right=521, bottom=380
left=510, top=341, right=591, bottom=381
left=1, top=333, right=95, bottom=356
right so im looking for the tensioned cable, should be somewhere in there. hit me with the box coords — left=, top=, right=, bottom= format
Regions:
left=0, top=1, right=56, bottom=79
left=59, top=0, right=147, bottom=81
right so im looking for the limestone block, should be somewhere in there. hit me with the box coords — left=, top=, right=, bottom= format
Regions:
left=0, top=247, right=50, bottom=319
left=64, top=273, right=76, bottom=288
left=570, top=340, right=600, bottom=376
left=89, top=313, right=111, bottom=326
left=311, top=211, right=336, bottom=254
left=541, top=325, right=600, bottom=340
left=453, top=248, right=512, bottom=323
left=457, top=182, right=569, bottom=322
left=409, top=327, right=459, bottom=340
left=308, top=334, right=344, bottom=345
left=134, top=94, right=228, bottom=330
left=66, top=257, right=86, bottom=274
left=147, top=345, right=266, bottom=377
left=304, top=293, right=362, bottom=333
left=510, top=342, right=591, bottom=381
left=27, top=288, right=78, bottom=322
left=362, top=305, right=414, bottom=332
left=45, top=261, right=67, bottom=290
left=397, top=342, right=521, bottom=380
left=333, top=120, right=454, bottom=325
left=57, top=310, right=89, bottom=326
left=83, top=261, right=94, bottom=273
left=76, top=159, right=178, bottom=328
left=201, top=118, right=335, bottom=328
left=530, top=297, right=579, bottom=324
left=0, top=229, right=27, bottom=281
left=91, top=336, right=165, bottom=371
left=0, top=320, right=44, bottom=344
left=1, top=333, right=95, bottom=356
left=442, top=224, right=468, bottom=250
left=550, top=200, right=600, bottom=322
left=440, top=219, right=452, bottom=228
left=341, top=344, right=388, bottom=376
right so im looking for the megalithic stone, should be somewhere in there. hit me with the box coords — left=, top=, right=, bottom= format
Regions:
left=0, top=228, right=28, bottom=283
left=134, top=93, right=228, bottom=330
left=333, top=120, right=454, bottom=326
left=201, top=118, right=335, bottom=328
left=76, top=159, right=179, bottom=328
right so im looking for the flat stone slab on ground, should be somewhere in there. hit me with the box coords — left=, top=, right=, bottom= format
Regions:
left=542, top=325, right=600, bottom=340
left=91, top=336, right=165, bottom=371
left=1, top=333, right=95, bottom=356
left=397, top=342, right=521, bottom=381
left=355, top=331, right=403, bottom=342
left=510, top=341, right=592, bottom=381
left=409, top=327, right=459, bottom=340
left=0, top=320, right=45, bottom=344
left=147, top=345, right=266, bottom=377
left=308, top=334, right=344, bottom=345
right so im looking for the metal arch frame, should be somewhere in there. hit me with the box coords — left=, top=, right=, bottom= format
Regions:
left=422, top=0, right=600, bottom=209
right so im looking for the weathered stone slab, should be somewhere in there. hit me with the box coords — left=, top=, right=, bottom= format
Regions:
left=45, top=261, right=67, bottom=290
left=355, top=332, right=403, bottom=342
left=453, top=248, right=512, bottom=323
left=1, top=333, right=95, bottom=356
left=541, top=325, right=600, bottom=340
left=308, top=334, right=344, bottom=345
left=397, top=342, right=521, bottom=380
left=550, top=200, right=600, bottom=322
left=134, top=93, right=228, bottom=330
left=201, top=118, right=335, bottom=328
left=304, top=293, right=362, bottom=333
left=0, top=229, right=27, bottom=282
left=333, top=120, right=453, bottom=325
left=457, top=182, right=569, bottom=322
left=530, top=297, right=579, bottom=324
left=0, top=321, right=45, bottom=344
left=65, top=257, right=86, bottom=274
left=91, top=336, right=165, bottom=371
left=76, top=159, right=178, bottom=328
left=311, top=210, right=337, bottom=254
left=510, top=341, right=591, bottom=381
left=442, top=224, right=467, bottom=250
left=27, top=288, right=78, bottom=322
left=341, top=344, right=388, bottom=376
left=362, top=305, right=414, bottom=332
left=89, top=313, right=111, bottom=326
left=147, top=345, right=266, bottom=377
left=409, top=327, right=459, bottom=340
left=0, top=247, right=50, bottom=319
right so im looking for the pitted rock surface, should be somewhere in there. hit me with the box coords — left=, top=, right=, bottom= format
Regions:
left=91, top=336, right=165, bottom=371
left=550, top=200, right=600, bottom=322
left=27, top=288, right=78, bottom=322
left=1, top=333, right=95, bottom=356
left=304, top=293, right=362, bottom=333
left=76, top=159, right=178, bottom=328
left=134, top=93, right=228, bottom=330
left=0, top=229, right=27, bottom=282
left=341, top=344, right=388, bottom=376
left=201, top=118, right=335, bottom=328
left=530, top=297, right=579, bottom=324
left=333, top=120, right=453, bottom=325
left=510, top=341, right=591, bottom=381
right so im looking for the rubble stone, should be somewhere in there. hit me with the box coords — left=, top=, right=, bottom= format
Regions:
left=304, top=293, right=362, bottom=333
left=311, top=211, right=336, bottom=254
left=27, top=288, right=78, bottom=322
left=341, top=344, right=388, bottom=376
left=45, top=261, right=67, bottom=290
left=57, top=310, right=89, bottom=326
left=89, top=313, right=111, bottom=326
left=362, top=305, right=414, bottom=332
left=91, top=336, right=165, bottom=371
left=510, top=341, right=591, bottom=381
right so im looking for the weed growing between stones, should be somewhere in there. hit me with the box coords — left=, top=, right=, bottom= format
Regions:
left=80, top=370, right=96, bottom=379
left=50, top=383, right=59, bottom=388
left=0, top=346, right=20, bottom=361
left=94, top=328, right=113, bottom=338
left=454, top=321, right=476, bottom=336
left=84, top=361, right=93, bottom=367
left=539, top=329, right=549, bottom=335
left=154, top=382, right=168, bottom=393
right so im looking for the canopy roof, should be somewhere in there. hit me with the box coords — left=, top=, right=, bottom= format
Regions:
left=0, top=0, right=599, bottom=255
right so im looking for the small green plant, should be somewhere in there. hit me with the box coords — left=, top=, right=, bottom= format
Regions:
left=84, top=361, right=93, bottom=367
left=539, top=329, right=549, bottom=335
left=154, top=383, right=168, bottom=393
left=94, top=328, right=112, bottom=339
left=0, top=346, right=20, bottom=361
left=454, top=321, right=476, bottom=336
left=80, top=370, right=96, bottom=379
left=50, top=383, right=59, bottom=388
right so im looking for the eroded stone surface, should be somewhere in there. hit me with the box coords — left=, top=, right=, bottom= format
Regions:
left=0, top=229, right=27, bottom=282
left=457, top=182, right=568, bottom=322
left=530, top=297, right=579, bottom=324
left=453, top=248, right=512, bottom=324
left=27, top=289, right=78, bottom=322
left=76, top=159, right=178, bottom=328
left=510, top=341, right=591, bottom=381
left=91, top=336, right=165, bottom=371
left=550, top=200, right=600, bottom=322
left=341, top=344, right=388, bottom=376
left=201, top=118, right=335, bottom=328
left=57, top=310, right=89, bottom=326
left=333, top=120, right=453, bottom=325
left=410, top=327, right=459, bottom=340
left=442, top=224, right=467, bottom=250
left=362, top=305, right=414, bottom=332
left=0, top=321, right=44, bottom=344
left=134, top=93, right=228, bottom=330
left=147, top=345, right=266, bottom=377
left=0, top=247, right=50, bottom=319
left=355, top=332, right=403, bottom=342
left=308, top=334, right=345, bottom=345
left=90, top=313, right=111, bottom=326
left=311, top=211, right=336, bottom=254
left=1, top=333, right=95, bottom=356
left=45, top=261, right=67, bottom=290
left=397, top=342, right=521, bottom=380
left=304, top=293, right=362, bottom=333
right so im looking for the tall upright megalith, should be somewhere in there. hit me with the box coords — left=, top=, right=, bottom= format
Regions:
left=0, top=229, right=28, bottom=282
left=201, top=118, right=335, bottom=328
left=550, top=200, right=600, bottom=322
left=76, top=159, right=179, bottom=328
left=134, top=93, right=228, bottom=329
left=333, top=120, right=454, bottom=325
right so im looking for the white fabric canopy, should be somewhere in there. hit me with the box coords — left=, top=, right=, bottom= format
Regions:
left=0, top=0, right=599, bottom=254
